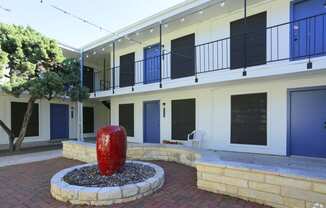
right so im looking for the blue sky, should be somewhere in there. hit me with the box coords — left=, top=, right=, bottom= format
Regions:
left=0, top=0, right=185, bottom=48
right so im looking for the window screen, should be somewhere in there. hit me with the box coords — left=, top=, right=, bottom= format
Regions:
left=231, top=93, right=267, bottom=145
left=83, top=66, right=94, bottom=92
left=171, top=34, right=195, bottom=79
left=171, top=99, right=195, bottom=140
left=230, top=12, right=267, bottom=69
left=119, top=53, right=135, bottom=87
left=119, top=103, right=134, bottom=137
left=83, top=107, right=94, bottom=133
left=11, top=102, right=39, bottom=137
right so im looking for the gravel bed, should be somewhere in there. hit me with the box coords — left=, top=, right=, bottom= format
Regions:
left=63, top=162, right=156, bottom=187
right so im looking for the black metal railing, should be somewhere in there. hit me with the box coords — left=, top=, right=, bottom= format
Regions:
left=88, top=12, right=326, bottom=93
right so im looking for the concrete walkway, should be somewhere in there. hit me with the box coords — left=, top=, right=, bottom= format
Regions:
left=0, top=150, right=62, bottom=167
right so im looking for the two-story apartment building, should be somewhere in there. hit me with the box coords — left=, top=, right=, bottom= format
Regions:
left=80, top=0, right=326, bottom=158
left=1, top=0, right=325, bottom=158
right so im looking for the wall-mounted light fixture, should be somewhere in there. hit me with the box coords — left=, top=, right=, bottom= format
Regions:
left=71, top=106, right=74, bottom=119
left=162, top=102, right=166, bottom=118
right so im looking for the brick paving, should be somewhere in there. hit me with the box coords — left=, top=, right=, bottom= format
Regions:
left=0, top=158, right=269, bottom=208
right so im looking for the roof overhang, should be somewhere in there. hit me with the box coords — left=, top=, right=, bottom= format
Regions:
left=81, top=0, right=221, bottom=51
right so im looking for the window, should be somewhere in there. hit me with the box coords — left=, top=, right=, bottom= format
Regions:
left=119, top=104, right=134, bottom=137
left=11, top=102, right=39, bottom=137
left=119, top=53, right=135, bottom=87
left=83, top=66, right=94, bottom=92
left=230, top=12, right=267, bottom=69
left=83, top=107, right=94, bottom=133
left=171, top=34, right=195, bottom=79
left=171, top=99, right=195, bottom=140
left=231, top=93, right=267, bottom=145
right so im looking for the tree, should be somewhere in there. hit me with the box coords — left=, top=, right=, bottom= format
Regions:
left=0, top=23, right=89, bottom=151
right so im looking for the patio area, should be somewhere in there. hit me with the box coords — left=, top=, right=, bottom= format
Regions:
left=63, top=141, right=326, bottom=208
left=0, top=157, right=268, bottom=208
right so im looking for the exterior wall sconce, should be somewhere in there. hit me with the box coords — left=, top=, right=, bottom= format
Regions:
left=242, top=68, right=247, bottom=76
left=307, top=61, right=312, bottom=69
left=162, top=103, right=166, bottom=118
left=71, top=106, right=74, bottom=119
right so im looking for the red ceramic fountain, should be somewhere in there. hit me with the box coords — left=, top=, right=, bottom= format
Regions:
left=51, top=124, right=164, bottom=205
left=96, top=125, right=127, bottom=176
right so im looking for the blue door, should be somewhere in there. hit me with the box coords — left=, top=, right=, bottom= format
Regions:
left=144, top=44, right=161, bottom=84
left=143, top=101, right=160, bottom=143
left=291, top=0, right=326, bottom=59
left=289, top=88, right=326, bottom=158
left=50, top=104, right=69, bottom=140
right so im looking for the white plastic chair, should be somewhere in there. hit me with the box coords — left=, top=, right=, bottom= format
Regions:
left=186, top=130, right=204, bottom=148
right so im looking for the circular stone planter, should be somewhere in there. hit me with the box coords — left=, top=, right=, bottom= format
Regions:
left=50, top=161, right=164, bottom=206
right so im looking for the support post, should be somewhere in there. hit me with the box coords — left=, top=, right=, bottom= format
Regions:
left=103, top=58, right=106, bottom=90
left=243, top=0, right=247, bottom=76
left=112, top=41, right=116, bottom=94
left=159, top=23, right=163, bottom=88
left=78, top=49, right=84, bottom=142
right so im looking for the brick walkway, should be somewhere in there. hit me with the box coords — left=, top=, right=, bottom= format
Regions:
left=0, top=158, right=269, bottom=208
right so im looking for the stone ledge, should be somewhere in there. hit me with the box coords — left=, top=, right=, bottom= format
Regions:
left=50, top=161, right=164, bottom=206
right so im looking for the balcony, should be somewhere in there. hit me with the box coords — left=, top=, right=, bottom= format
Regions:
left=85, top=12, right=326, bottom=96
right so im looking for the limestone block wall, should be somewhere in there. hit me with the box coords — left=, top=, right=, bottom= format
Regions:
left=62, top=141, right=200, bottom=167
left=62, top=141, right=326, bottom=208
left=197, top=163, right=326, bottom=208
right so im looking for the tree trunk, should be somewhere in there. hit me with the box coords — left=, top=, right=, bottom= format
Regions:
left=14, top=97, right=36, bottom=151
left=0, top=120, right=15, bottom=152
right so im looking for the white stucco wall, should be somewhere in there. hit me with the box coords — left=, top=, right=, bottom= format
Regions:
left=104, top=0, right=290, bottom=88
left=109, top=70, right=326, bottom=156
left=0, top=95, right=78, bottom=144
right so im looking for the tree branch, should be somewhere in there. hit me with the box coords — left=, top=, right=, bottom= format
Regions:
left=0, top=120, right=15, bottom=151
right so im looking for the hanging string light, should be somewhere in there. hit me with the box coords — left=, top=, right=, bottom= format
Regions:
left=82, top=0, right=228, bottom=58
left=0, top=5, right=11, bottom=12
left=40, top=1, right=142, bottom=45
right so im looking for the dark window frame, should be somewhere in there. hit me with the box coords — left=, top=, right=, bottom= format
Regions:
left=171, top=98, right=196, bottom=141
left=119, top=103, right=134, bottom=137
left=83, top=66, right=94, bottom=93
left=230, top=93, right=267, bottom=146
left=119, top=52, right=135, bottom=87
left=11, top=102, right=39, bottom=137
left=83, top=106, right=94, bottom=134
left=230, top=12, right=267, bottom=69
left=171, top=33, right=196, bottom=79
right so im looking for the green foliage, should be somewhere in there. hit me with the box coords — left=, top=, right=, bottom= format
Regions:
left=0, top=49, right=8, bottom=79
left=0, top=23, right=89, bottom=101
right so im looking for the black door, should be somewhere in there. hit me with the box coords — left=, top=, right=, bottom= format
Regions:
left=171, top=34, right=195, bottom=79
left=120, top=53, right=135, bottom=87
left=230, top=12, right=267, bottom=69
left=83, top=66, right=94, bottom=92
left=171, top=99, right=195, bottom=140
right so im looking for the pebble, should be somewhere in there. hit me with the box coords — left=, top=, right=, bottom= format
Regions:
left=63, top=162, right=156, bottom=187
